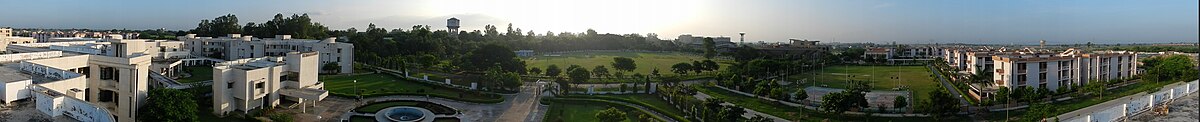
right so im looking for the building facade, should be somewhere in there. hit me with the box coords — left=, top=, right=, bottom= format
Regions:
left=211, top=52, right=327, bottom=115
left=178, top=34, right=354, bottom=74
left=0, top=39, right=157, bottom=122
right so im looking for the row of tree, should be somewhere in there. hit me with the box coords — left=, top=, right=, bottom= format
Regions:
left=190, top=14, right=331, bottom=39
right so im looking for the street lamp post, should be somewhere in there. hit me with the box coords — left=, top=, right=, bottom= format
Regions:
left=354, top=80, right=360, bottom=105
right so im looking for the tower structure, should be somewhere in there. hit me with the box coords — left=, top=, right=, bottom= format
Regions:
left=447, top=18, right=460, bottom=34
left=1040, top=40, right=1046, bottom=48
left=739, top=32, right=745, bottom=47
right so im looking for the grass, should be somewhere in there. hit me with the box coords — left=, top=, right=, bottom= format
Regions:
left=349, top=115, right=374, bottom=122
left=576, top=94, right=690, bottom=122
left=321, top=72, right=504, bottom=103
left=787, top=65, right=939, bottom=101
left=525, top=52, right=730, bottom=75
left=177, top=66, right=213, bottom=83
left=543, top=99, right=657, bottom=122
left=694, top=85, right=947, bottom=122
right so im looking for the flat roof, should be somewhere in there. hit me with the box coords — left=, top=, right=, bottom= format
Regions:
left=0, top=65, right=32, bottom=83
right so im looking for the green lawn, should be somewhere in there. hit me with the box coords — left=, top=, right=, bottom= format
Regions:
left=694, top=85, right=948, bottom=122
left=177, top=66, right=213, bottom=83
left=543, top=99, right=653, bottom=122
left=786, top=65, right=940, bottom=101
left=525, top=52, right=729, bottom=75
left=321, top=73, right=503, bottom=103
left=591, top=94, right=687, bottom=121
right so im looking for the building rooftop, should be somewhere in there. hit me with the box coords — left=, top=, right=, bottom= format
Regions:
left=0, top=65, right=32, bottom=83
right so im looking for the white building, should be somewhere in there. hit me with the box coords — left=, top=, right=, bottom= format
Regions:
left=0, top=39, right=157, bottom=122
left=178, top=34, right=354, bottom=74
left=211, top=52, right=327, bottom=115
left=955, top=48, right=1139, bottom=100
left=1, top=28, right=39, bottom=52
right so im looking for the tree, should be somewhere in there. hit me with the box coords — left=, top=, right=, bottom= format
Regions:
left=611, top=57, right=637, bottom=72
left=671, top=63, right=692, bottom=75
left=568, top=67, right=592, bottom=84
left=1141, top=55, right=1199, bottom=83
left=530, top=67, right=542, bottom=76
left=486, top=69, right=523, bottom=90
left=794, top=88, right=808, bottom=103
left=545, top=65, right=562, bottom=76
left=702, top=60, right=719, bottom=71
left=596, top=107, right=627, bottom=122
left=1036, top=87, right=1052, bottom=101
left=893, top=96, right=908, bottom=111
left=593, top=65, right=610, bottom=79
left=703, top=37, right=716, bottom=59
left=995, top=88, right=1011, bottom=104
left=820, top=81, right=871, bottom=114
left=820, top=91, right=851, bottom=114
left=747, top=115, right=772, bottom=122
left=322, top=62, right=340, bottom=74
left=1022, top=103, right=1059, bottom=122
left=241, top=13, right=330, bottom=39
left=461, top=44, right=526, bottom=73
left=190, top=14, right=242, bottom=37
left=691, top=60, right=706, bottom=73
left=923, top=90, right=961, bottom=117
left=137, top=89, right=199, bottom=122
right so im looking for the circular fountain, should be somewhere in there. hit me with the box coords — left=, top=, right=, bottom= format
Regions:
left=374, top=107, right=434, bottom=122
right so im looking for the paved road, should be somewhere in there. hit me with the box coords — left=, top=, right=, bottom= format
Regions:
left=497, top=82, right=547, bottom=122
left=927, top=65, right=971, bottom=108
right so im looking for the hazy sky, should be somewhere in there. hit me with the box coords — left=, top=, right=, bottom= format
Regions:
left=1, top=0, right=1196, bottom=44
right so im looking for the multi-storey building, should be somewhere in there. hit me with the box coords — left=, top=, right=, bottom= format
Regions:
left=178, top=34, right=354, bottom=74
left=211, top=52, right=327, bottom=115
left=0, top=39, right=155, bottom=122
left=991, top=49, right=1137, bottom=91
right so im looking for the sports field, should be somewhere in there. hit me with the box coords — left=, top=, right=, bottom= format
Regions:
left=787, top=65, right=939, bottom=101
left=524, top=52, right=728, bottom=75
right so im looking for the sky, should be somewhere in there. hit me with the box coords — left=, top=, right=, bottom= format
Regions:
left=0, top=0, right=1196, bottom=44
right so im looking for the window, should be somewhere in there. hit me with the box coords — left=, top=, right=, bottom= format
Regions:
left=1039, top=73, right=1047, bottom=83
left=1018, top=74, right=1027, bottom=83
left=227, top=82, right=234, bottom=89
left=1039, top=62, right=1047, bottom=71
left=1017, top=63, right=1027, bottom=73
left=255, top=82, right=264, bottom=89
left=100, top=67, right=116, bottom=80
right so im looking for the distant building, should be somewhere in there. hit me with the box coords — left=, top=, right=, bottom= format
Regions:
left=178, top=34, right=355, bottom=74
left=755, top=39, right=830, bottom=60
left=0, top=28, right=38, bottom=52
left=515, top=50, right=534, bottom=57
left=863, top=47, right=892, bottom=60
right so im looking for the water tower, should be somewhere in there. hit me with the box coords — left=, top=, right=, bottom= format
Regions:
left=447, top=18, right=460, bottom=33
left=1040, top=40, right=1046, bottom=48
left=739, top=32, right=745, bottom=46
